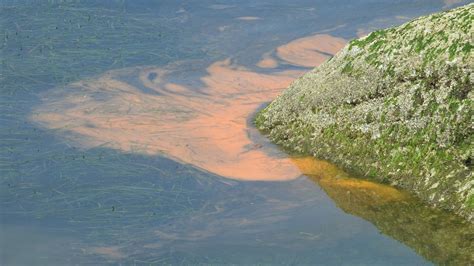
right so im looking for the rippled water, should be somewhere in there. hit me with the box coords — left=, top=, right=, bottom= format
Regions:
left=1, top=1, right=473, bottom=265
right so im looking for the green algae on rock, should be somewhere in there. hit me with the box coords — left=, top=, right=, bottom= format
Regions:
left=256, top=4, right=474, bottom=221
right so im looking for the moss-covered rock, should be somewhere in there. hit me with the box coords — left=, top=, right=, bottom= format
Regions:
left=256, top=4, right=474, bottom=221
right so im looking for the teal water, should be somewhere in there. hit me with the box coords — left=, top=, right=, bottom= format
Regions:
left=1, top=1, right=473, bottom=265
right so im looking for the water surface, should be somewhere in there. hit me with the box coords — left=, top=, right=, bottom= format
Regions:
left=1, top=0, right=473, bottom=265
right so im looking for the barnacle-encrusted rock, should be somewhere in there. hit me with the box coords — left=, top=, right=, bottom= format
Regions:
left=257, top=4, right=473, bottom=221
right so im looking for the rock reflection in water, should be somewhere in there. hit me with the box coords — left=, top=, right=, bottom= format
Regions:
left=293, top=158, right=474, bottom=265
left=91, top=157, right=473, bottom=264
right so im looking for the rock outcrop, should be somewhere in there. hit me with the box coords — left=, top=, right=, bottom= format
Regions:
left=257, top=4, right=473, bottom=221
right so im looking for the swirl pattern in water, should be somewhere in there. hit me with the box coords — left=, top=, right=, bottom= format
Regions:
left=31, top=34, right=346, bottom=181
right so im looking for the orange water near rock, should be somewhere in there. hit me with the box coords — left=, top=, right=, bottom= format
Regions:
left=291, top=157, right=408, bottom=203
left=31, top=34, right=346, bottom=181
left=276, top=34, right=346, bottom=67
left=256, top=52, right=279, bottom=69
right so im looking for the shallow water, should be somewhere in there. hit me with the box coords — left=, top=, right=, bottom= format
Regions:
left=1, top=0, right=473, bottom=265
